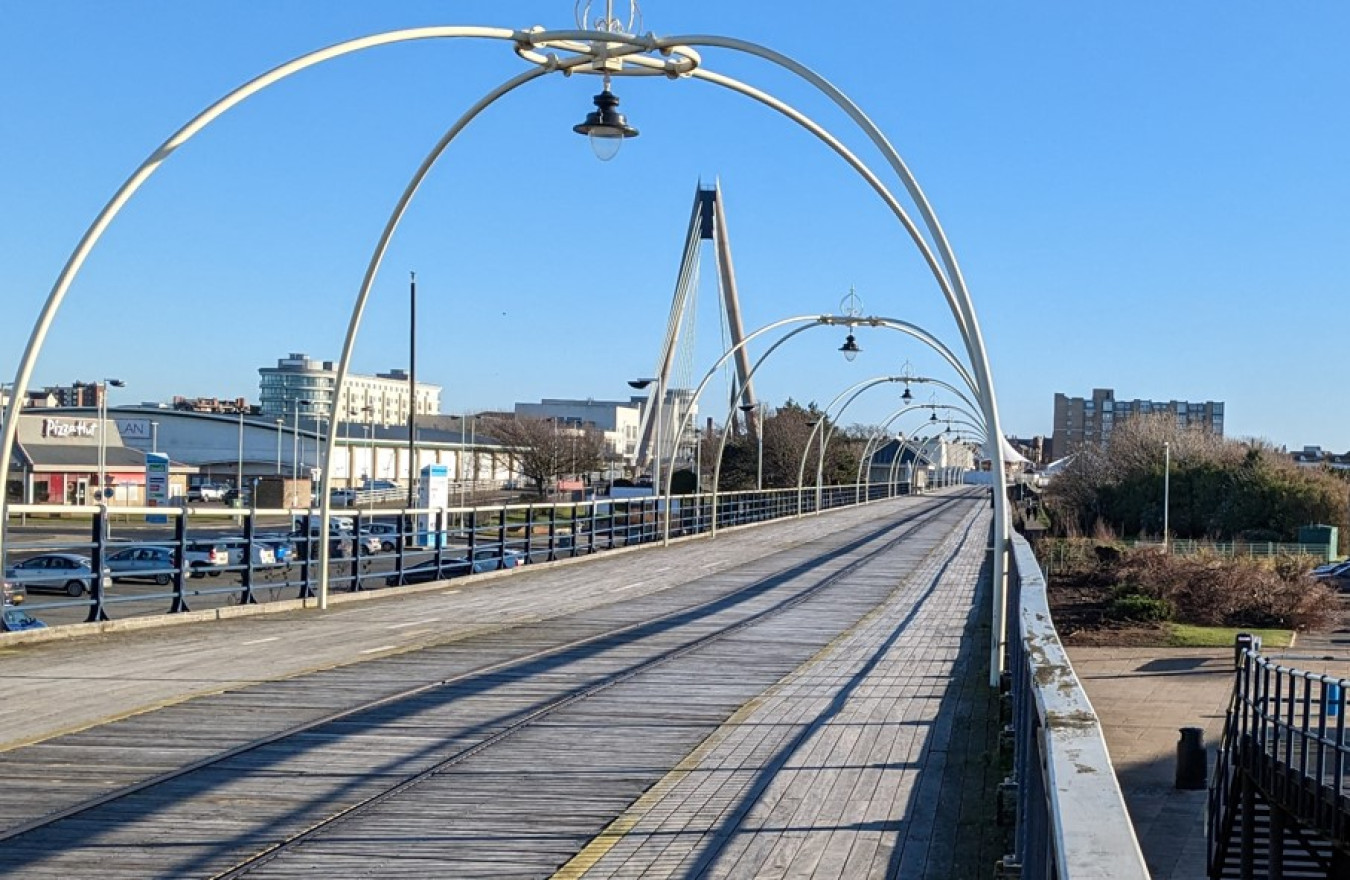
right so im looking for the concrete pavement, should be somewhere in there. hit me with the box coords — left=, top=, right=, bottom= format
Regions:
left=1071, top=637, right=1350, bottom=880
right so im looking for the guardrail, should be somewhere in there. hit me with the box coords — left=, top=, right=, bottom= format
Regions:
left=2, top=479, right=937, bottom=629
left=1002, top=533, right=1151, bottom=879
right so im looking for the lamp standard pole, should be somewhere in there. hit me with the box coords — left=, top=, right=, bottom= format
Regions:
left=236, top=408, right=244, bottom=496
left=291, top=398, right=312, bottom=507
left=97, top=378, right=124, bottom=502
left=740, top=402, right=764, bottom=491
left=363, top=405, right=375, bottom=510
left=150, top=421, right=158, bottom=455
left=1163, top=441, right=1171, bottom=553
left=275, top=418, right=283, bottom=475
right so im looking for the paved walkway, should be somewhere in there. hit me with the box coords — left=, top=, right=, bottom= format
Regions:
left=1071, top=635, right=1350, bottom=880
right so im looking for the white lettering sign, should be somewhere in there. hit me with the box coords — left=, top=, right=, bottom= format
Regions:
left=42, top=418, right=98, bottom=439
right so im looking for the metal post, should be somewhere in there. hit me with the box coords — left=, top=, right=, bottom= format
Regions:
left=275, top=418, right=283, bottom=475
left=1163, top=440, right=1171, bottom=553
left=407, top=271, right=418, bottom=539
left=150, top=420, right=158, bottom=455
left=236, top=409, right=244, bottom=496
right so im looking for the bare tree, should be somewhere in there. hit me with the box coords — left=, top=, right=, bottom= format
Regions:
left=481, top=417, right=608, bottom=496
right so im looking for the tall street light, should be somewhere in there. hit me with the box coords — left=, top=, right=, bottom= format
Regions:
left=292, top=398, right=313, bottom=507
left=1163, top=441, right=1171, bottom=553
left=628, top=377, right=663, bottom=496
left=738, top=402, right=764, bottom=491
left=96, top=378, right=125, bottom=502
left=275, top=418, right=284, bottom=475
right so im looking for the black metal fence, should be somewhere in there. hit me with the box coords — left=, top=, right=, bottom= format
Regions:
left=2, top=480, right=931, bottom=629
left=1209, top=642, right=1350, bottom=877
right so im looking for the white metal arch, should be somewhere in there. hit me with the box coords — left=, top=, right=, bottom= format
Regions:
left=2, top=19, right=1010, bottom=682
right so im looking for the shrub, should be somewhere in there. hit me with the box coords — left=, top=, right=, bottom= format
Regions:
left=1109, top=593, right=1175, bottom=622
left=1107, top=548, right=1338, bottom=631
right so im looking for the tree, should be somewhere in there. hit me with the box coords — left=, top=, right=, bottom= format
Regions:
left=1044, top=413, right=1349, bottom=546
left=480, top=417, right=608, bottom=497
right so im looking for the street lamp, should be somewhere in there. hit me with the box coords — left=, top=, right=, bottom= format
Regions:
left=150, top=420, right=159, bottom=455
left=738, top=401, right=764, bottom=491
left=292, top=398, right=313, bottom=506
left=838, top=333, right=861, bottom=362
left=1163, top=441, right=1171, bottom=553
left=275, top=418, right=284, bottom=475
left=96, top=378, right=125, bottom=502
left=573, top=75, right=639, bottom=161
left=628, top=377, right=663, bottom=496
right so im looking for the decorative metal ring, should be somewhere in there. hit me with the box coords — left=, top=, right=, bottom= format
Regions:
left=513, top=27, right=700, bottom=79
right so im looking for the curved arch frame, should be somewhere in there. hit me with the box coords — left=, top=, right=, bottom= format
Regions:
left=1, top=21, right=1010, bottom=681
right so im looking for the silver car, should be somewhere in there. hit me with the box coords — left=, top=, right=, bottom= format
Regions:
left=106, top=545, right=179, bottom=585
left=4, top=553, right=108, bottom=597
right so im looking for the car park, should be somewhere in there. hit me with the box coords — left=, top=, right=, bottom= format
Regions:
left=1, top=605, right=46, bottom=632
left=106, top=545, right=179, bottom=585
left=386, top=544, right=524, bottom=586
left=3, top=553, right=108, bottom=596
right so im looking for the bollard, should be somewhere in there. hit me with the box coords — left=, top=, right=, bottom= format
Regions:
left=1234, top=632, right=1258, bottom=669
left=1176, top=727, right=1207, bottom=790
left=1326, top=682, right=1342, bottom=718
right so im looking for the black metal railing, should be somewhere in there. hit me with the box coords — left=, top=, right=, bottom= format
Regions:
left=1210, top=642, right=1350, bottom=877
left=2, top=479, right=935, bottom=629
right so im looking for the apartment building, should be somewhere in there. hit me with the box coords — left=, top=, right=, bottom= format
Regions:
left=1051, top=388, right=1224, bottom=458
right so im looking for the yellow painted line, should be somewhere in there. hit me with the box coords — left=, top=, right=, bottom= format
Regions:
left=551, top=515, right=964, bottom=878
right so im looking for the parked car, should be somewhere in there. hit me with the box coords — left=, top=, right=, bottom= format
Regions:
left=330, top=489, right=357, bottom=507
left=4, top=553, right=108, bottom=596
left=182, top=542, right=230, bottom=577
left=361, top=522, right=402, bottom=552
left=386, top=545, right=525, bottom=586
left=106, top=545, right=180, bottom=585
left=222, top=486, right=252, bottom=506
left=255, top=535, right=297, bottom=565
left=218, top=539, right=277, bottom=568
left=361, top=479, right=400, bottom=492
left=3, top=577, right=24, bottom=606
left=187, top=483, right=226, bottom=503
left=1314, top=562, right=1350, bottom=592
left=1, top=605, right=46, bottom=632
left=287, top=527, right=353, bottom=560
left=1311, top=560, right=1350, bottom=577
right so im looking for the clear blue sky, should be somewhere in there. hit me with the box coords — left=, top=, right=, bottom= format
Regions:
left=3, top=2, right=1347, bottom=451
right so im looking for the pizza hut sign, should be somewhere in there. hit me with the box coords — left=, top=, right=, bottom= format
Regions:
left=42, top=418, right=98, bottom=439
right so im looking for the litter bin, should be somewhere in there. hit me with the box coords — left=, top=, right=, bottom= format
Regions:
left=1176, top=727, right=1207, bottom=789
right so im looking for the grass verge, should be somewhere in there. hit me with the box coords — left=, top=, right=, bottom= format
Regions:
left=1163, top=623, right=1293, bottom=649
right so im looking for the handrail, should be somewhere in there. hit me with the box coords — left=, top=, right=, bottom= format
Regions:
left=1006, top=533, right=1151, bottom=879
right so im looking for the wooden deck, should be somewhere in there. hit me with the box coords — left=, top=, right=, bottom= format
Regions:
left=0, top=489, right=1002, bottom=878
